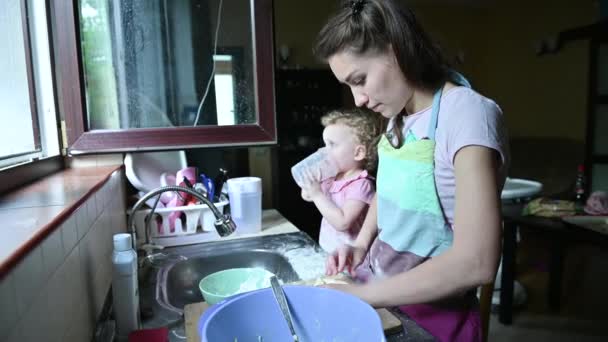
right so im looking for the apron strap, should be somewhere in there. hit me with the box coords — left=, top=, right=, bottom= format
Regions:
left=427, top=71, right=472, bottom=140
left=427, top=87, right=443, bottom=140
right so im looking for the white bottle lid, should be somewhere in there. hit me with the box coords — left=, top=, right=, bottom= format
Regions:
left=113, top=233, right=132, bottom=252
left=226, top=177, right=262, bottom=194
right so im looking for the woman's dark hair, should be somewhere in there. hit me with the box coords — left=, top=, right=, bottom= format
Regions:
left=314, top=0, right=451, bottom=146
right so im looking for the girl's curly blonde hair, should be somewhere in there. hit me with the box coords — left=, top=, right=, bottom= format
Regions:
left=321, top=108, right=385, bottom=174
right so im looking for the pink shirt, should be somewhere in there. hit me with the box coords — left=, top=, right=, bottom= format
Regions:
left=390, top=86, right=510, bottom=227
left=318, top=170, right=375, bottom=253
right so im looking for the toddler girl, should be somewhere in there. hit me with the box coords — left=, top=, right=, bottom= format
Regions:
left=301, top=108, right=383, bottom=253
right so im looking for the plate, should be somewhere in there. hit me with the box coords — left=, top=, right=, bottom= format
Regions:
left=124, top=150, right=187, bottom=193
left=501, top=178, right=543, bottom=200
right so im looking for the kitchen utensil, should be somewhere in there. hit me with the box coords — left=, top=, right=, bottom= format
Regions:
left=198, top=285, right=386, bottom=342
left=226, top=177, right=262, bottom=234
left=198, top=267, right=274, bottom=305
left=186, top=277, right=402, bottom=342
left=124, top=151, right=187, bottom=193
left=212, top=168, right=228, bottom=201
left=270, top=276, right=299, bottom=341
left=198, top=174, right=214, bottom=200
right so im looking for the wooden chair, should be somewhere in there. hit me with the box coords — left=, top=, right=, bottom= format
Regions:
left=479, top=282, right=495, bottom=342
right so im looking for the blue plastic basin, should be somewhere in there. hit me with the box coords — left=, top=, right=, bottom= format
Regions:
left=198, top=285, right=386, bottom=342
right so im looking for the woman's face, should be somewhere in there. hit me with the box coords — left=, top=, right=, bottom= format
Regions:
left=328, top=48, right=411, bottom=118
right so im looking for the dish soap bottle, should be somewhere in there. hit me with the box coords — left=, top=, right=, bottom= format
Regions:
left=112, top=233, right=140, bottom=341
left=573, top=164, right=587, bottom=214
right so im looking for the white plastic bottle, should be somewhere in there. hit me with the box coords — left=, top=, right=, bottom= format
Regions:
left=112, top=233, right=140, bottom=341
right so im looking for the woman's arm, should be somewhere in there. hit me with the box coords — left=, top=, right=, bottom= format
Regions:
left=344, top=146, right=503, bottom=307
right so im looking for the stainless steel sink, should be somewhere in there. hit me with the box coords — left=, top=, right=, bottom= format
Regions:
left=163, top=250, right=299, bottom=309
left=153, top=232, right=318, bottom=313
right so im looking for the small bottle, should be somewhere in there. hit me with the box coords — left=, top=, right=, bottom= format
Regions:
left=112, top=233, right=140, bottom=341
left=573, top=164, right=587, bottom=214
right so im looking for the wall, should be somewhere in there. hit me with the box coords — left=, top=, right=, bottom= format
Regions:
left=474, top=0, right=595, bottom=142
left=273, top=1, right=339, bottom=68
left=273, top=0, right=597, bottom=141
left=0, top=171, right=127, bottom=342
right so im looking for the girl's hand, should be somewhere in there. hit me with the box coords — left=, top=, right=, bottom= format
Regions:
left=326, top=244, right=367, bottom=277
left=300, top=188, right=313, bottom=202
left=305, top=180, right=323, bottom=199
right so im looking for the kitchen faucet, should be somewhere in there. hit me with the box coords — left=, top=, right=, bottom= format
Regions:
left=127, top=185, right=237, bottom=254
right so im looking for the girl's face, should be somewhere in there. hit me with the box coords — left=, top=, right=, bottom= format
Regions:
left=328, top=47, right=411, bottom=118
left=322, top=122, right=364, bottom=173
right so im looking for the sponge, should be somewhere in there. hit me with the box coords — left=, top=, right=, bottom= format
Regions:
left=128, top=327, right=169, bottom=342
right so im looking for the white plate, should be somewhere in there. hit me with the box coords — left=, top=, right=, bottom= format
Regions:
left=124, top=151, right=187, bottom=193
left=501, top=178, right=543, bottom=200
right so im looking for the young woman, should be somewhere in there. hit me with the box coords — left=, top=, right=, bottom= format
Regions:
left=315, top=1, right=510, bottom=340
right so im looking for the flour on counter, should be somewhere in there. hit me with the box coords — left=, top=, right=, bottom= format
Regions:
left=279, top=246, right=327, bottom=280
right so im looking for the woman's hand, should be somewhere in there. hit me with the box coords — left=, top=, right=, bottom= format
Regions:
left=326, top=244, right=367, bottom=277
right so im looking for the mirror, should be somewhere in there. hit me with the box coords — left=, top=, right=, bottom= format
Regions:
left=80, top=0, right=256, bottom=129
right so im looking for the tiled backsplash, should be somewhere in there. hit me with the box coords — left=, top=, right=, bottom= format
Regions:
left=0, top=170, right=127, bottom=342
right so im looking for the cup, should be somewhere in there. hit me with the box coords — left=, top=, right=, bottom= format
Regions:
left=291, top=147, right=338, bottom=188
left=227, top=177, right=262, bottom=234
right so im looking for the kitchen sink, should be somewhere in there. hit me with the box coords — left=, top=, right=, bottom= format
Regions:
left=163, top=250, right=299, bottom=309
left=153, top=231, right=322, bottom=314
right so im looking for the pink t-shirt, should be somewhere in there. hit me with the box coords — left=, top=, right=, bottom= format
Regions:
left=318, top=170, right=375, bottom=253
left=391, top=86, right=510, bottom=227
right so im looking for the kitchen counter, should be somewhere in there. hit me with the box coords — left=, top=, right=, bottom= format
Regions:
left=133, top=210, right=434, bottom=341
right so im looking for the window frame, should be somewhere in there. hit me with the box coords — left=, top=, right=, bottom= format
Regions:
left=0, top=0, right=43, bottom=164
left=0, top=0, right=64, bottom=194
left=51, top=0, right=277, bottom=155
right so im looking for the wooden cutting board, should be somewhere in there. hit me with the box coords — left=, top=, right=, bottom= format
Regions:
left=185, top=276, right=403, bottom=341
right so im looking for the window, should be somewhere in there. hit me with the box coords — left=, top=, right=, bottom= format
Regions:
left=0, top=0, right=60, bottom=170
left=79, top=0, right=256, bottom=130
left=53, top=0, right=276, bottom=153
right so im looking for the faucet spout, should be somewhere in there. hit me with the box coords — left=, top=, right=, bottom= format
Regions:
left=127, top=185, right=236, bottom=249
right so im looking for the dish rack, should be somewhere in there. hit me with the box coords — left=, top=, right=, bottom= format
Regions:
left=130, top=199, right=229, bottom=247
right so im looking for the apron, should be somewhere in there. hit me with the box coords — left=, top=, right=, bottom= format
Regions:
left=356, top=74, right=481, bottom=342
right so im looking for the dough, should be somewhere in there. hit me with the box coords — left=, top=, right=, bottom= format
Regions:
left=289, top=273, right=351, bottom=286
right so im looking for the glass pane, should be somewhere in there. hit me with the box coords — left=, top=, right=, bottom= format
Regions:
left=593, top=105, right=608, bottom=155
left=598, top=44, right=608, bottom=95
left=0, top=0, right=37, bottom=159
left=591, top=163, right=608, bottom=192
left=79, top=0, right=256, bottom=130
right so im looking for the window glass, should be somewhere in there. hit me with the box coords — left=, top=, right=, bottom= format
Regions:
left=0, top=0, right=58, bottom=169
left=79, top=0, right=256, bottom=130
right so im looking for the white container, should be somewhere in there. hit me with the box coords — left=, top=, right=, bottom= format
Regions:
left=112, top=234, right=140, bottom=341
left=227, top=177, right=262, bottom=234
left=291, top=147, right=338, bottom=188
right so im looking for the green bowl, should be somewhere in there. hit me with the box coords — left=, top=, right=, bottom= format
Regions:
left=199, top=268, right=275, bottom=305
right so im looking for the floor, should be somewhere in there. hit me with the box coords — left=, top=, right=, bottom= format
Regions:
left=488, top=313, right=607, bottom=341
left=487, top=231, right=608, bottom=341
